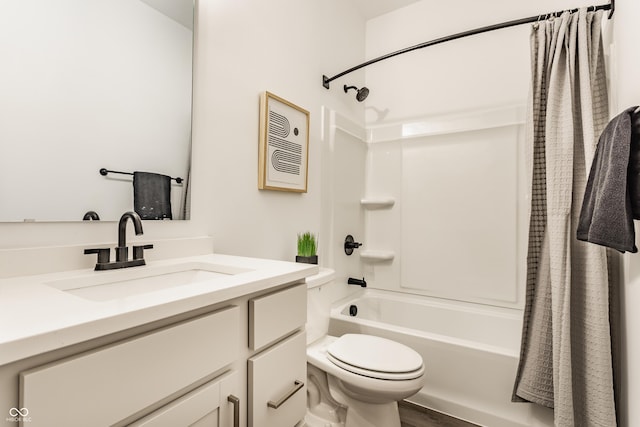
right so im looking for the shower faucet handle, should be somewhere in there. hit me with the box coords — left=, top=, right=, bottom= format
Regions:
left=344, top=235, right=362, bottom=255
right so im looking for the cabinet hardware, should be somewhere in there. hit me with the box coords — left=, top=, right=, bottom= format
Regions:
left=227, top=395, right=240, bottom=427
left=267, top=380, right=304, bottom=409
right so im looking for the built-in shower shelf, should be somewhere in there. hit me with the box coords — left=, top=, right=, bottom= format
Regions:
left=360, top=250, right=395, bottom=262
left=360, top=198, right=395, bottom=209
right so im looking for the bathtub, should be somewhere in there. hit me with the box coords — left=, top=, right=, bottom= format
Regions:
left=328, top=289, right=553, bottom=427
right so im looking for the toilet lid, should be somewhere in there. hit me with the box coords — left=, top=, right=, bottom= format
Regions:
left=327, top=334, right=423, bottom=378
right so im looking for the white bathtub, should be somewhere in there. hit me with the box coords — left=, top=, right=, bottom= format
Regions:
left=328, top=289, right=553, bottom=427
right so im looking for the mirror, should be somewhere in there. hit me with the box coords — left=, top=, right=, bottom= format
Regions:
left=0, top=0, right=193, bottom=222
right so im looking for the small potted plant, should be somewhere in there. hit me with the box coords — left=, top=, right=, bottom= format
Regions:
left=296, top=232, right=318, bottom=264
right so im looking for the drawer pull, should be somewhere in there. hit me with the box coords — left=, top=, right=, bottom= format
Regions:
left=267, top=380, right=304, bottom=409
left=227, top=395, right=240, bottom=427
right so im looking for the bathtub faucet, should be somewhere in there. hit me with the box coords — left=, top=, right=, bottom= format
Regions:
left=348, top=277, right=367, bottom=287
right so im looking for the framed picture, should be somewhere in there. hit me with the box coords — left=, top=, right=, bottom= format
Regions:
left=258, top=91, right=310, bottom=192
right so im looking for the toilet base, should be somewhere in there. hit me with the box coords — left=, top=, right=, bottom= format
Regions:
left=344, top=399, right=400, bottom=427
left=328, top=375, right=401, bottom=427
left=305, top=398, right=401, bottom=427
left=304, top=410, right=345, bottom=427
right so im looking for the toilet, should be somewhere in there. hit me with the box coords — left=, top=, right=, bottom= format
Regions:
left=305, top=269, right=426, bottom=427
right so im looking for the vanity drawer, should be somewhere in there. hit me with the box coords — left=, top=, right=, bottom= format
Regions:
left=248, top=331, right=306, bottom=427
left=20, top=306, right=240, bottom=427
left=249, top=283, right=306, bottom=350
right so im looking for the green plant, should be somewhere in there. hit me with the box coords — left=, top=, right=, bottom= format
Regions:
left=297, top=232, right=317, bottom=257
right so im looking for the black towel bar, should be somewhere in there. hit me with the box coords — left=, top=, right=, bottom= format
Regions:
left=99, top=168, right=183, bottom=184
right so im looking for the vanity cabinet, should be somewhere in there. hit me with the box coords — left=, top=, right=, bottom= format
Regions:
left=20, top=306, right=241, bottom=427
left=0, top=279, right=310, bottom=427
left=248, top=284, right=307, bottom=427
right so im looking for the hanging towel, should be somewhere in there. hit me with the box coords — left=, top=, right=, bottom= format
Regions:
left=628, top=109, right=640, bottom=216
left=577, top=107, right=640, bottom=253
left=133, top=171, right=173, bottom=220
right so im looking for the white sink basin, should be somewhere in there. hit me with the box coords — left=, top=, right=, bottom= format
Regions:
left=47, top=262, right=253, bottom=301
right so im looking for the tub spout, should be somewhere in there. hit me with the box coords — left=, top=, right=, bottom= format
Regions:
left=348, top=277, right=367, bottom=287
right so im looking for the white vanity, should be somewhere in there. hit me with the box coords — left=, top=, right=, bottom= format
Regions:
left=0, top=240, right=316, bottom=427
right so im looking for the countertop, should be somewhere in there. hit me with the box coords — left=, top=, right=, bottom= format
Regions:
left=0, top=253, right=318, bottom=366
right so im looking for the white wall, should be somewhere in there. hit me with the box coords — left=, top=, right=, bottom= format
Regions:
left=0, top=0, right=192, bottom=221
left=364, top=0, right=600, bottom=125
left=360, top=0, right=598, bottom=308
left=321, top=109, right=366, bottom=285
left=0, top=0, right=366, bottom=261
left=195, top=0, right=366, bottom=262
left=613, top=1, right=640, bottom=425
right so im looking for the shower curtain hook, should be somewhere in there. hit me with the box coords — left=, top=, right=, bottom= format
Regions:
left=533, top=14, right=543, bottom=29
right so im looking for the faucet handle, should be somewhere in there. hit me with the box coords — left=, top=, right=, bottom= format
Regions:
left=133, top=244, right=154, bottom=261
left=84, top=248, right=111, bottom=265
left=344, top=235, right=363, bottom=255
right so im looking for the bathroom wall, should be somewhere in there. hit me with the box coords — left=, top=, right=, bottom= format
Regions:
left=320, top=108, right=366, bottom=286
left=0, top=0, right=366, bottom=263
left=360, top=0, right=602, bottom=308
left=363, top=0, right=603, bottom=124
left=363, top=112, right=527, bottom=308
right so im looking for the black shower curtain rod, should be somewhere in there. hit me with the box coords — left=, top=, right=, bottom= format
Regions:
left=322, top=0, right=614, bottom=89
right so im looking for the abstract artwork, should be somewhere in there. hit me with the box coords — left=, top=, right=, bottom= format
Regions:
left=258, top=91, right=310, bottom=192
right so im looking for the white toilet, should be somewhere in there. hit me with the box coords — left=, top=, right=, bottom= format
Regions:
left=305, top=269, right=426, bottom=427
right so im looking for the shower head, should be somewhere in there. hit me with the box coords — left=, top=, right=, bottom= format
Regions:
left=343, top=84, right=369, bottom=102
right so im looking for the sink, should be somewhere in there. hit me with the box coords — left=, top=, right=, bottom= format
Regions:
left=46, top=262, right=253, bottom=302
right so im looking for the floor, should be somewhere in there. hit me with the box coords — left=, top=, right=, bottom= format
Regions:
left=399, top=401, right=480, bottom=427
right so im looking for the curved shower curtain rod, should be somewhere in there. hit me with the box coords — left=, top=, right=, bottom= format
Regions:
left=322, top=0, right=614, bottom=90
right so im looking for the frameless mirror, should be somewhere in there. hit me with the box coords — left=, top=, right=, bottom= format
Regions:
left=0, top=0, right=194, bottom=222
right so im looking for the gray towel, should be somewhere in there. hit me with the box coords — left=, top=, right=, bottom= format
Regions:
left=133, top=171, right=173, bottom=220
left=577, top=107, right=639, bottom=253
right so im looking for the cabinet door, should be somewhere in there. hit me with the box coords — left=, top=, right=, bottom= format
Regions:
left=20, top=306, right=240, bottom=427
left=248, top=331, right=306, bottom=427
left=128, top=370, right=242, bottom=427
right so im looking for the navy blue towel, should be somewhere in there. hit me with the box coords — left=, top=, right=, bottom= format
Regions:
left=133, top=172, right=172, bottom=220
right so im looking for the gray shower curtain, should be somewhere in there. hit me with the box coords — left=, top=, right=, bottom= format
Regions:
left=512, top=8, right=621, bottom=427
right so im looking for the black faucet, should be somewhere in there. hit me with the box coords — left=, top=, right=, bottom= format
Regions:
left=115, top=211, right=143, bottom=263
left=344, top=235, right=363, bottom=255
left=84, top=211, right=153, bottom=271
left=82, top=211, right=100, bottom=221
left=348, top=277, right=367, bottom=287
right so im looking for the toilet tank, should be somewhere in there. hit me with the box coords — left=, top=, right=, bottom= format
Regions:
left=306, top=268, right=336, bottom=344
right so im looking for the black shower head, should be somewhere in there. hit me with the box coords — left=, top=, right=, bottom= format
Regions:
left=344, top=84, right=369, bottom=102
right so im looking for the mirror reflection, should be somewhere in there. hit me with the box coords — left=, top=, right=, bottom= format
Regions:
left=0, top=0, right=193, bottom=222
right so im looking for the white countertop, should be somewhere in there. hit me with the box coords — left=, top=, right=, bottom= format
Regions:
left=0, top=253, right=318, bottom=366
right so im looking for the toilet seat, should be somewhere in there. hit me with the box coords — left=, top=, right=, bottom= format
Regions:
left=326, top=334, right=424, bottom=380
